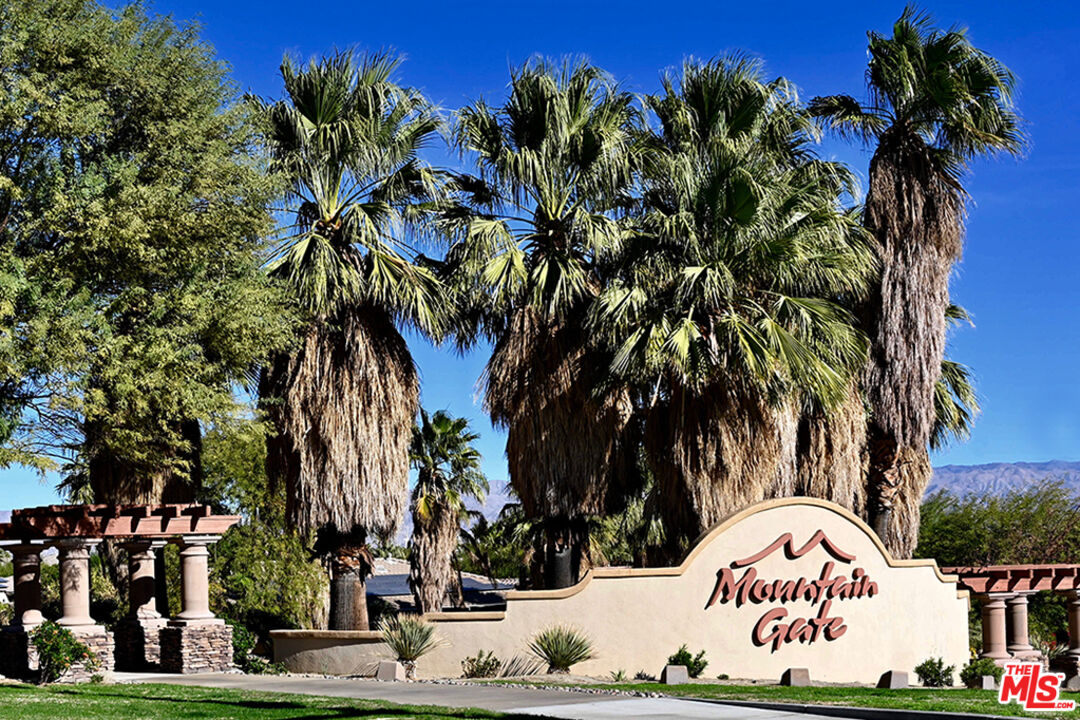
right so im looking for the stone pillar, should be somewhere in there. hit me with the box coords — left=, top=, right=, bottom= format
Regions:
left=125, top=540, right=165, bottom=619
left=1067, top=591, right=1080, bottom=667
left=161, top=536, right=232, bottom=674
left=56, top=539, right=99, bottom=629
left=979, top=594, right=1011, bottom=662
left=176, top=539, right=215, bottom=622
left=114, top=540, right=168, bottom=671
left=10, top=544, right=44, bottom=628
left=53, top=538, right=113, bottom=677
left=1006, top=593, right=1039, bottom=659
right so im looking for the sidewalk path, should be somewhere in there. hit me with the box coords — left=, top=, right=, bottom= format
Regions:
left=113, top=672, right=832, bottom=720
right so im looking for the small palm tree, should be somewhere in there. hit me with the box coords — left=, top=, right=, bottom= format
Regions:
left=254, top=50, right=448, bottom=629
left=810, top=6, right=1023, bottom=555
left=445, top=59, right=641, bottom=587
left=408, top=409, right=488, bottom=613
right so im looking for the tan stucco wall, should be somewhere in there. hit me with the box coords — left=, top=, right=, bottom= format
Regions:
left=273, top=498, right=969, bottom=683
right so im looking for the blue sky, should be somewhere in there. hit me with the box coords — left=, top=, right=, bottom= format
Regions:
left=2, top=0, right=1078, bottom=509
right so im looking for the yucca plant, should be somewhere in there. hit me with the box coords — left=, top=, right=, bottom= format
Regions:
left=527, top=625, right=595, bottom=674
left=379, top=615, right=442, bottom=679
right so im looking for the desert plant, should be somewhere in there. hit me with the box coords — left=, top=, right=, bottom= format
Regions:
left=610, top=669, right=627, bottom=682
left=960, top=657, right=1004, bottom=688
left=914, top=656, right=955, bottom=687
left=379, top=615, right=442, bottom=679
left=527, top=625, right=595, bottom=674
left=30, top=621, right=99, bottom=684
left=461, top=650, right=502, bottom=679
left=667, top=644, right=708, bottom=678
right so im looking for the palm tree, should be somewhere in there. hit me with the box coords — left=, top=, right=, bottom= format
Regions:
left=445, top=59, right=640, bottom=587
left=810, top=6, right=1023, bottom=555
left=594, top=57, right=875, bottom=549
left=255, top=51, right=447, bottom=629
left=408, top=409, right=488, bottom=613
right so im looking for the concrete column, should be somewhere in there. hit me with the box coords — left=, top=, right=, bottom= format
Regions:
left=56, top=539, right=99, bottom=628
left=124, top=540, right=165, bottom=619
left=1067, top=591, right=1080, bottom=666
left=10, top=544, right=44, bottom=628
left=1006, top=592, right=1039, bottom=658
left=979, top=594, right=1012, bottom=661
left=175, top=539, right=215, bottom=622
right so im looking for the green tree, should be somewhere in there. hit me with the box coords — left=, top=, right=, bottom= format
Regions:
left=595, top=57, right=874, bottom=549
left=408, top=409, right=488, bottom=613
left=254, top=51, right=448, bottom=629
left=447, top=59, right=640, bottom=587
left=200, top=421, right=328, bottom=635
left=811, top=6, right=1023, bottom=556
left=0, top=0, right=295, bottom=501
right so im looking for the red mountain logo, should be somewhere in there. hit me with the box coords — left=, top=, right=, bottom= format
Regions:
left=731, top=530, right=856, bottom=568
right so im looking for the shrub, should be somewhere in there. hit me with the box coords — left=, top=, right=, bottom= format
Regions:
left=610, top=669, right=627, bottom=682
left=0, top=603, right=13, bottom=626
left=914, top=657, right=955, bottom=687
left=379, top=615, right=441, bottom=679
left=31, top=621, right=99, bottom=684
left=527, top=625, right=595, bottom=674
left=668, top=644, right=708, bottom=678
left=229, top=621, right=258, bottom=667
left=461, top=650, right=501, bottom=678
left=960, top=657, right=1004, bottom=688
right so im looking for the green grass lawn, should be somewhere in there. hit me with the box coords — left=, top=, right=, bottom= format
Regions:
left=0, top=682, right=542, bottom=720
left=496, top=680, right=1080, bottom=719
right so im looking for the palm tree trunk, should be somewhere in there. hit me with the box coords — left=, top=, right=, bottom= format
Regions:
left=647, top=380, right=796, bottom=543
left=541, top=517, right=588, bottom=589
left=408, top=503, right=459, bottom=613
left=861, top=139, right=962, bottom=556
left=329, top=543, right=372, bottom=631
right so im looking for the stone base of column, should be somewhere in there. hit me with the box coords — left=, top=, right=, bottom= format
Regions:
left=56, top=626, right=114, bottom=682
left=1052, top=653, right=1080, bottom=683
left=114, top=617, right=169, bottom=671
left=0, top=627, right=34, bottom=679
left=160, top=621, right=233, bottom=674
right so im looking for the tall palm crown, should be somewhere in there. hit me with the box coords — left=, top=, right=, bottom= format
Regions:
left=447, top=59, right=640, bottom=529
left=408, top=409, right=488, bottom=613
left=810, top=7, right=1022, bottom=554
left=596, top=57, right=875, bottom=540
left=410, top=409, right=489, bottom=518
left=256, top=51, right=447, bottom=548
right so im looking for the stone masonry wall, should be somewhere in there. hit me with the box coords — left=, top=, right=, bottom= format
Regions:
left=115, top=618, right=169, bottom=671
left=0, top=629, right=32, bottom=679
left=160, top=623, right=232, bottom=674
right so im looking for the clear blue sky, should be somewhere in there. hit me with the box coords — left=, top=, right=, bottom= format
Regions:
left=2, top=0, right=1078, bottom=509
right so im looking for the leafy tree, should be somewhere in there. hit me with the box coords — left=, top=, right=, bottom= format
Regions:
left=200, top=421, right=328, bottom=634
left=254, top=50, right=448, bottom=629
left=811, top=6, right=1023, bottom=556
left=408, top=409, right=488, bottom=613
left=596, top=57, right=873, bottom=549
left=447, top=59, right=641, bottom=587
left=0, top=0, right=296, bottom=500
left=916, top=479, right=1080, bottom=567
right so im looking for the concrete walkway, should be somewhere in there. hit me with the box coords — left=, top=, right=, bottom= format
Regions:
left=113, top=672, right=834, bottom=719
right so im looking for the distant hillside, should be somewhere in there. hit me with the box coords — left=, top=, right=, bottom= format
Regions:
left=928, top=461, right=1080, bottom=497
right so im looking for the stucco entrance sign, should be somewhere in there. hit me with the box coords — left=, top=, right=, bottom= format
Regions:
left=273, top=498, right=970, bottom=683
left=706, top=529, right=879, bottom=652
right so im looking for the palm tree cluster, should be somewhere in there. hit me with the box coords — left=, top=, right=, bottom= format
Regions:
left=251, top=6, right=1022, bottom=626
